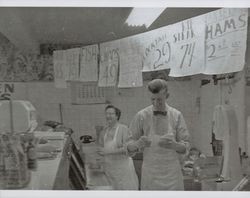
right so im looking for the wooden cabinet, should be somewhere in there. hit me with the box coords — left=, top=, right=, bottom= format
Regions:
left=69, top=141, right=87, bottom=190
left=23, top=134, right=86, bottom=190
left=53, top=137, right=72, bottom=190
left=53, top=137, right=86, bottom=190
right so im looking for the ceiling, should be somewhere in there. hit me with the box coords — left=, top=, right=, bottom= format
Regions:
left=0, top=7, right=220, bottom=53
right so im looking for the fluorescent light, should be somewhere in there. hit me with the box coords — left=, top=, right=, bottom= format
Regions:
left=125, top=7, right=166, bottom=28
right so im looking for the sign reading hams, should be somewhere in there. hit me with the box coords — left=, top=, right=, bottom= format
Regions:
left=204, top=8, right=248, bottom=74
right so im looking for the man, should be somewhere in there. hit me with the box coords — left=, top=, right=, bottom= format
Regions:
left=127, top=79, right=190, bottom=190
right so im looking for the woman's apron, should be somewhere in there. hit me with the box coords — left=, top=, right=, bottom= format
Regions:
left=104, top=125, right=139, bottom=190
left=141, top=113, right=184, bottom=190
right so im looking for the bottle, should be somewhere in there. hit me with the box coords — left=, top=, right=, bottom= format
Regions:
left=0, top=137, right=5, bottom=188
left=3, top=134, right=19, bottom=188
left=17, top=135, right=30, bottom=186
left=27, top=140, right=37, bottom=171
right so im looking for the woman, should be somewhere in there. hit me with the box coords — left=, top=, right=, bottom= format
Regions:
left=97, top=105, right=139, bottom=190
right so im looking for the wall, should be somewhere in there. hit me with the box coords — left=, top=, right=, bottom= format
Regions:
left=246, top=85, right=250, bottom=155
left=9, top=80, right=199, bottom=147
left=8, top=73, right=245, bottom=155
left=8, top=82, right=107, bottom=145
left=0, top=32, right=248, bottom=154
left=198, top=72, right=246, bottom=155
left=0, top=32, right=53, bottom=82
left=107, top=79, right=200, bottom=146
left=245, top=38, right=250, bottom=155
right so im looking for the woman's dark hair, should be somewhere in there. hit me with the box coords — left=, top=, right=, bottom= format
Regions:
left=148, top=79, right=168, bottom=94
left=105, top=105, right=121, bottom=120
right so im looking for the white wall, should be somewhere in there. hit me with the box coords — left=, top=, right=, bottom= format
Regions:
left=198, top=72, right=246, bottom=155
left=1, top=31, right=248, bottom=154
left=9, top=80, right=198, bottom=147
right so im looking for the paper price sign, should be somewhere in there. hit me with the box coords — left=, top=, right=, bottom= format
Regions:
left=169, top=16, right=206, bottom=77
left=142, top=26, right=172, bottom=72
left=98, top=41, right=120, bottom=87
left=204, top=8, right=248, bottom=74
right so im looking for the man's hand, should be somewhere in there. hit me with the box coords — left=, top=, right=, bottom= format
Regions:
left=127, top=136, right=151, bottom=154
left=158, top=137, right=186, bottom=153
left=158, top=137, right=177, bottom=150
left=138, top=136, right=151, bottom=147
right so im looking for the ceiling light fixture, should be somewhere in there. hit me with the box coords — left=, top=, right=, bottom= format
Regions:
left=125, top=7, right=166, bottom=28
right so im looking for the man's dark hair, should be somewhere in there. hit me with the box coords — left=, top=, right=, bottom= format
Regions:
left=105, top=105, right=121, bottom=120
left=148, top=79, right=168, bottom=94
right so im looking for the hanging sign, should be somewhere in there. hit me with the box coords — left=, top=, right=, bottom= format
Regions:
left=53, top=50, right=68, bottom=88
left=169, top=15, right=206, bottom=77
left=118, top=35, right=143, bottom=88
left=142, top=25, right=172, bottom=72
left=98, top=41, right=120, bottom=87
left=203, top=8, right=248, bottom=74
left=79, top=44, right=99, bottom=82
left=66, top=48, right=80, bottom=81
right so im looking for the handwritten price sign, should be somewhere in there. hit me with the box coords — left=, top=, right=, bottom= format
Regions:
left=142, top=26, right=172, bottom=72
left=67, top=48, right=80, bottom=81
left=118, top=36, right=143, bottom=88
left=53, top=50, right=68, bottom=88
left=79, top=44, right=99, bottom=82
left=204, top=8, right=248, bottom=74
left=98, top=41, right=120, bottom=87
left=179, top=42, right=196, bottom=69
left=169, top=16, right=205, bottom=77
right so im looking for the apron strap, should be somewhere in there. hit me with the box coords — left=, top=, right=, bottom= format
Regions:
left=113, top=125, right=119, bottom=141
left=104, top=124, right=120, bottom=145
left=167, top=111, right=174, bottom=136
left=104, top=129, right=107, bottom=143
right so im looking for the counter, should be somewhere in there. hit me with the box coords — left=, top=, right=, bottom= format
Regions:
left=80, top=143, right=112, bottom=190
left=23, top=131, right=71, bottom=190
left=201, top=177, right=245, bottom=191
left=84, top=164, right=112, bottom=190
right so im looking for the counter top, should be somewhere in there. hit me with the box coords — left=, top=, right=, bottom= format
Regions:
left=80, top=143, right=112, bottom=190
left=84, top=164, right=112, bottom=190
left=23, top=132, right=67, bottom=190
